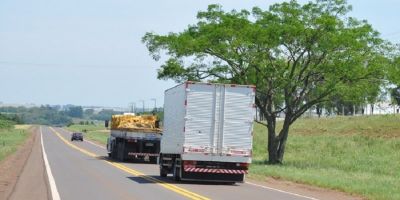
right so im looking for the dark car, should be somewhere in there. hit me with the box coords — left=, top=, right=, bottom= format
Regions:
left=71, top=132, right=83, bottom=141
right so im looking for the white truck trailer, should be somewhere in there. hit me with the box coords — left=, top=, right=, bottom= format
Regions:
left=160, top=82, right=255, bottom=182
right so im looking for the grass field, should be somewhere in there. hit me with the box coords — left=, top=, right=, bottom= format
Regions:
left=250, top=115, right=400, bottom=200
left=66, top=115, right=400, bottom=200
left=66, top=124, right=109, bottom=144
left=0, top=124, right=29, bottom=162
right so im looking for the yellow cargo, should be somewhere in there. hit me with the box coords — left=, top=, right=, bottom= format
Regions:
left=111, top=114, right=162, bottom=133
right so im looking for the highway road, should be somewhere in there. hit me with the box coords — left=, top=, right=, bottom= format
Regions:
left=40, top=126, right=318, bottom=200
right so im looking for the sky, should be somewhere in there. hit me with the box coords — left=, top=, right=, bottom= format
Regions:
left=1, top=0, right=400, bottom=108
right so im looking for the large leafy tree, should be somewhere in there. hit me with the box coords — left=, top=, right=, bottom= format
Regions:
left=143, top=0, right=389, bottom=164
left=389, top=56, right=400, bottom=107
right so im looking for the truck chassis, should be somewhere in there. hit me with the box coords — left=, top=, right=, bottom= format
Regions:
left=159, top=154, right=248, bottom=182
left=107, top=131, right=161, bottom=163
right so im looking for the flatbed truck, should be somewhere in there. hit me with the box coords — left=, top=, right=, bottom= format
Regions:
left=107, top=114, right=161, bottom=163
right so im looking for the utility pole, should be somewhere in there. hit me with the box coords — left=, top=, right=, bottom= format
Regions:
left=151, top=98, right=157, bottom=112
left=140, top=100, right=145, bottom=114
left=129, top=102, right=136, bottom=113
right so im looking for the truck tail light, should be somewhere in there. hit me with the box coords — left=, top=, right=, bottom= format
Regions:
left=183, top=160, right=197, bottom=168
left=237, top=163, right=249, bottom=168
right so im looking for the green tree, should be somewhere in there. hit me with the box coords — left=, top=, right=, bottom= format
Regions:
left=389, top=56, right=400, bottom=105
left=66, top=106, right=83, bottom=118
left=391, top=87, right=400, bottom=106
left=84, top=109, right=95, bottom=118
left=91, top=109, right=122, bottom=121
left=143, top=0, right=389, bottom=163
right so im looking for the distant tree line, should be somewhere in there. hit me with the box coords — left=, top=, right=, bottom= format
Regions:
left=0, top=106, right=123, bottom=126
left=0, top=113, right=23, bottom=129
left=0, top=106, right=72, bottom=125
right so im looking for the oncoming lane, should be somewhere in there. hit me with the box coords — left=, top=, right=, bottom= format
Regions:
left=41, top=126, right=193, bottom=200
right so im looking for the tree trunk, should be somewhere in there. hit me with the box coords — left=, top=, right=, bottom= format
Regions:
left=267, top=136, right=279, bottom=164
left=267, top=116, right=290, bottom=164
left=371, top=104, right=374, bottom=115
left=267, top=119, right=277, bottom=163
left=316, top=104, right=322, bottom=118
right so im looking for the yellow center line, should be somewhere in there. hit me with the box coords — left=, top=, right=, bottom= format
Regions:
left=48, top=127, right=210, bottom=200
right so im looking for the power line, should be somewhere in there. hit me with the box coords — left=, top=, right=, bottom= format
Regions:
left=0, top=60, right=144, bottom=69
left=382, top=30, right=400, bottom=37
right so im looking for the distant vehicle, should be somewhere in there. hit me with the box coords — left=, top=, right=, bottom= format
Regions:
left=71, top=132, right=83, bottom=141
left=159, top=82, right=255, bottom=183
left=107, top=114, right=161, bottom=163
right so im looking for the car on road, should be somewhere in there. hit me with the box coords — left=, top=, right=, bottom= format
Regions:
left=71, top=132, right=83, bottom=141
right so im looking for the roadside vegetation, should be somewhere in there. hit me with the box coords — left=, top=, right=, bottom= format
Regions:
left=0, top=116, right=28, bottom=162
left=250, top=114, right=400, bottom=200
left=0, top=106, right=123, bottom=126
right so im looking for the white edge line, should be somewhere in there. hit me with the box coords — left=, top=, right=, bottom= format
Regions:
left=59, top=128, right=106, bottom=149
left=40, top=126, right=61, bottom=200
left=246, top=182, right=320, bottom=200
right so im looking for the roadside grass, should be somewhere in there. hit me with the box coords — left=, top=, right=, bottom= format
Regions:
left=15, top=124, right=31, bottom=130
left=0, top=124, right=28, bottom=162
left=66, top=124, right=109, bottom=145
left=250, top=114, right=400, bottom=200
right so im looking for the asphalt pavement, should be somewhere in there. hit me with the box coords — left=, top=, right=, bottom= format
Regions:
left=40, top=126, right=317, bottom=200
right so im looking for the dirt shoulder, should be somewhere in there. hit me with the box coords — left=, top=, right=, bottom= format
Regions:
left=0, top=127, right=49, bottom=200
left=247, top=177, right=364, bottom=200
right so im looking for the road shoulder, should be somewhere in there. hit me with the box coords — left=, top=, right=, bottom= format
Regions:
left=247, top=177, right=364, bottom=200
left=0, top=127, right=36, bottom=200
left=0, top=126, right=50, bottom=200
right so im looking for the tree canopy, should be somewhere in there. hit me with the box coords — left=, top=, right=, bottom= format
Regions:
left=143, top=0, right=392, bottom=163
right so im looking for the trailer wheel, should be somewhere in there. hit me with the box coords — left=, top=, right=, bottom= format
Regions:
left=160, top=167, right=168, bottom=177
left=173, top=166, right=181, bottom=181
left=117, top=142, right=125, bottom=161
left=110, top=146, right=117, bottom=160
left=173, top=159, right=181, bottom=181
left=150, top=156, right=158, bottom=164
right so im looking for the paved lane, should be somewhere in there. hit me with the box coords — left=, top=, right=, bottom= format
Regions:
left=41, top=126, right=186, bottom=200
left=43, top=126, right=318, bottom=200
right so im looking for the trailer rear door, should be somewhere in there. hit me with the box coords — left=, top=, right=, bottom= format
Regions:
left=185, top=83, right=255, bottom=158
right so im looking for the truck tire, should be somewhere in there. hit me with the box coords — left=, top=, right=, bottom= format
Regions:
left=110, top=142, right=118, bottom=160
left=160, top=167, right=168, bottom=177
left=173, top=159, right=181, bottom=181
left=117, top=142, right=125, bottom=161
left=150, top=156, right=158, bottom=164
left=173, top=166, right=181, bottom=181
